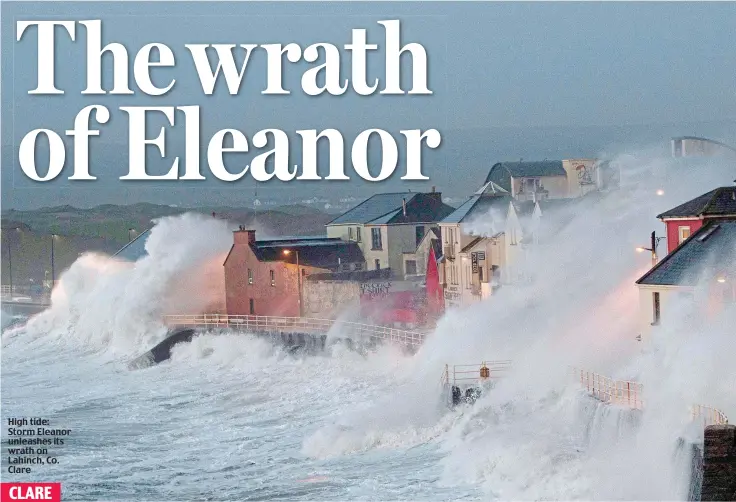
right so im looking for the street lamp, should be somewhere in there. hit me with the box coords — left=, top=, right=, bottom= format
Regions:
left=636, top=231, right=666, bottom=266
left=51, top=234, right=58, bottom=285
left=4, top=227, right=21, bottom=296
left=283, top=249, right=302, bottom=317
left=128, top=228, right=136, bottom=242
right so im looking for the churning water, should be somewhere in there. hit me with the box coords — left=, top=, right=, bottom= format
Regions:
left=2, top=153, right=735, bottom=500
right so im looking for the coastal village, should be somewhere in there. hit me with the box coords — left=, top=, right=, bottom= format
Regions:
left=106, top=135, right=736, bottom=341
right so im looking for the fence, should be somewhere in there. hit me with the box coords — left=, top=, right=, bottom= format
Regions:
left=573, top=368, right=644, bottom=410
left=164, top=314, right=426, bottom=347
left=573, top=368, right=730, bottom=425
left=690, top=405, right=729, bottom=426
left=441, top=361, right=512, bottom=387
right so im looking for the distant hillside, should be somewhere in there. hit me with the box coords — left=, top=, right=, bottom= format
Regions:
left=1, top=203, right=333, bottom=286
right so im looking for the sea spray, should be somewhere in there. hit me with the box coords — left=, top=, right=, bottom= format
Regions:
left=17, top=213, right=233, bottom=356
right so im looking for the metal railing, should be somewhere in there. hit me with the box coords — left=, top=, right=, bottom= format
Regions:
left=690, top=405, right=729, bottom=426
left=164, top=314, right=426, bottom=346
left=574, top=368, right=730, bottom=426
left=573, top=368, right=644, bottom=410
left=441, top=361, right=512, bottom=386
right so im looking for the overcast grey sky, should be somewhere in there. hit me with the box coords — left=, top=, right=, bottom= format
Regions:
left=3, top=2, right=736, bottom=209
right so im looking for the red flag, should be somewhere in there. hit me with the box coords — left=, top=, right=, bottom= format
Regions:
left=425, top=246, right=444, bottom=315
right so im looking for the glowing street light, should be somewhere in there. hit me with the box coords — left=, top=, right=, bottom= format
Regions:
left=717, top=277, right=727, bottom=284
left=636, top=231, right=666, bottom=266
left=656, top=189, right=665, bottom=196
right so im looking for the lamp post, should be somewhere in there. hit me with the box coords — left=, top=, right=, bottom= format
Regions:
left=6, top=232, right=12, bottom=296
left=283, top=249, right=302, bottom=317
left=636, top=231, right=666, bottom=266
left=50, top=234, right=57, bottom=285
left=128, top=228, right=136, bottom=242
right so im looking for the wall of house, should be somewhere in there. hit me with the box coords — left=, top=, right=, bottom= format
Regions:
left=562, top=159, right=598, bottom=197
left=386, top=225, right=424, bottom=272
left=511, top=175, right=569, bottom=200
left=303, top=278, right=424, bottom=321
left=636, top=285, right=694, bottom=339
left=302, top=280, right=362, bottom=318
left=361, top=224, right=389, bottom=271
left=664, top=219, right=703, bottom=254
left=224, top=231, right=326, bottom=317
left=402, top=228, right=439, bottom=278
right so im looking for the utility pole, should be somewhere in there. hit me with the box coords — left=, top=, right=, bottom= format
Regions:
left=7, top=234, right=12, bottom=296
left=296, top=249, right=302, bottom=317
left=51, top=234, right=56, bottom=285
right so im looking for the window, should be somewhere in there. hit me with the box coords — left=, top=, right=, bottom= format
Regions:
left=249, top=298, right=255, bottom=315
left=479, top=266, right=484, bottom=282
left=270, top=270, right=275, bottom=287
left=348, top=227, right=354, bottom=240
left=415, top=226, right=425, bottom=247
left=356, top=227, right=362, bottom=243
left=248, top=268, right=253, bottom=285
left=405, top=260, right=417, bottom=275
left=678, top=226, right=691, bottom=244
left=652, top=292, right=661, bottom=325
left=371, top=228, right=382, bottom=250
left=375, top=259, right=381, bottom=270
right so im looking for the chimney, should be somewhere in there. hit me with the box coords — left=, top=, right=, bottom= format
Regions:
left=431, top=186, right=436, bottom=193
left=234, top=227, right=256, bottom=245
left=402, top=198, right=407, bottom=217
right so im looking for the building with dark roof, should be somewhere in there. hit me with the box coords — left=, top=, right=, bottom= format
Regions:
left=223, top=228, right=365, bottom=317
left=657, top=186, right=736, bottom=254
left=671, top=136, right=736, bottom=158
left=484, top=159, right=600, bottom=201
left=635, top=187, right=736, bottom=340
left=635, top=221, right=736, bottom=338
left=326, top=189, right=454, bottom=275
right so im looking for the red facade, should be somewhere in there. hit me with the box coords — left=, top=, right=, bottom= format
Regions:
left=664, top=219, right=703, bottom=253
left=223, top=230, right=325, bottom=317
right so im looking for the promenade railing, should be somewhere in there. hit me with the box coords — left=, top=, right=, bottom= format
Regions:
left=573, top=367, right=644, bottom=410
left=164, top=314, right=426, bottom=347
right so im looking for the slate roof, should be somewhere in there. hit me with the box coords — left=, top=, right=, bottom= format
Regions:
left=671, top=136, right=736, bottom=152
left=113, top=229, right=151, bottom=261
left=484, top=161, right=566, bottom=191
left=442, top=194, right=513, bottom=224
left=327, top=192, right=455, bottom=225
left=657, top=187, right=736, bottom=219
left=250, top=237, right=364, bottom=269
left=636, top=220, right=736, bottom=286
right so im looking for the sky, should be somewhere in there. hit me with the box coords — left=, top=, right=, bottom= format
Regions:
left=2, top=1, right=736, bottom=209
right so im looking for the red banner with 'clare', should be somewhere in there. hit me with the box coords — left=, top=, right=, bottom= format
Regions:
left=0, top=483, right=61, bottom=502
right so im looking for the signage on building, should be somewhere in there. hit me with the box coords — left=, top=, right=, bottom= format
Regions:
left=471, top=253, right=478, bottom=273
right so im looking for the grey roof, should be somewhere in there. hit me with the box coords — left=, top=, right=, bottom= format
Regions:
left=636, top=221, right=736, bottom=286
left=327, top=192, right=454, bottom=225
left=484, top=161, right=566, bottom=191
left=657, top=187, right=736, bottom=219
left=442, top=194, right=512, bottom=224
left=249, top=238, right=364, bottom=269
left=671, top=136, right=736, bottom=152
left=113, top=229, right=151, bottom=261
